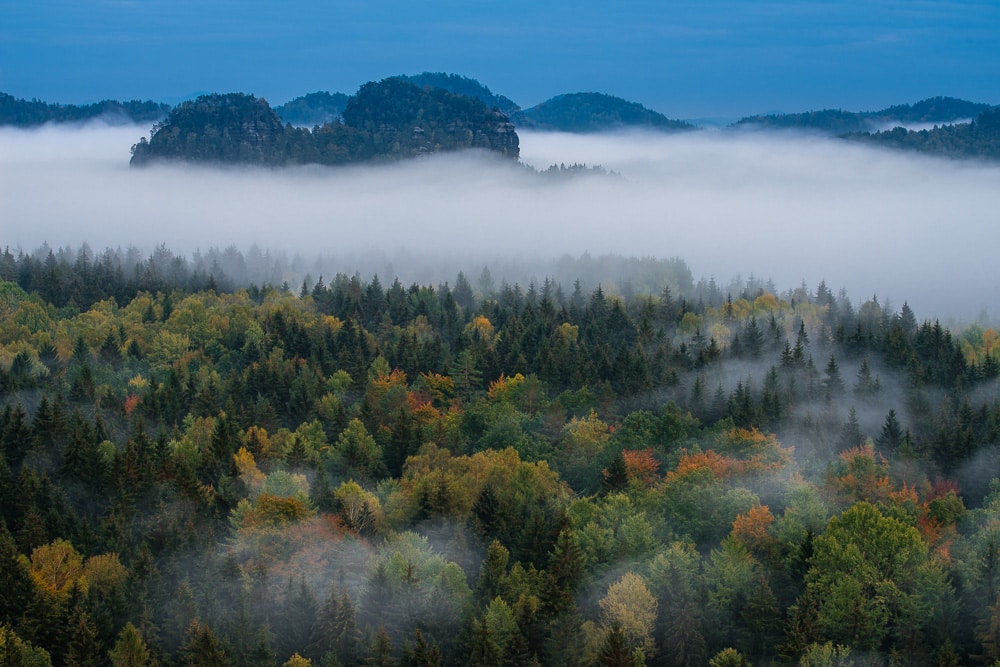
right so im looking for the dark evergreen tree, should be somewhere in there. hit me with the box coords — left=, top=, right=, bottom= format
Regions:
left=180, top=621, right=235, bottom=667
left=876, top=409, right=905, bottom=455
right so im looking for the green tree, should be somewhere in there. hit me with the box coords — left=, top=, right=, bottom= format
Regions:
left=648, top=541, right=706, bottom=667
left=0, top=624, right=52, bottom=666
left=181, top=621, right=234, bottom=667
left=804, top=502, right=932, bottom=653
left=797, top=641, right=851, bottom=667
left=597, top=623, right=641, bottom=667
left=335, top=419, right=385, bottom=479
left=708, top=647, right=749, bottom=667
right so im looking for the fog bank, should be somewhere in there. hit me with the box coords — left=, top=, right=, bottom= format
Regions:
left=2, top=123, right=998, bottom=321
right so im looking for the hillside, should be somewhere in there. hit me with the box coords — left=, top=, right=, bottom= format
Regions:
left=1, top=241, right=1000, bottom=665
left=515, top=92, right=694, bottom=133
left=0, top=92, right=170, bottom=126
left=848, top=106, right=1000, bottom=159
left=343, top=77, right=519, bottom=158
left=130, top=79, right=519, bottom=167
left=129, top=93, right=295, bottom=166
left=734, top=96, right=992, bottom=133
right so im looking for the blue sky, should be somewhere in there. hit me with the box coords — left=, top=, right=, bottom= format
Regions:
left=1, top=0, right=998, bottom=118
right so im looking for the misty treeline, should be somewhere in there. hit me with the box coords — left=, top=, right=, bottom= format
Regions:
left=846, top=107, right=1000, bottom=161
left=2, top=244, right=1000, bottom=666
left=0, top=243, right=691, bottom=315
left=735, top=96, right=992, bottom=134
left=0, top=92, right=171, bottom=127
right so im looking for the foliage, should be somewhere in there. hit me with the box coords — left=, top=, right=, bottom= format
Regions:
left=599, top=571, right=658, bottom=657
left=0, top=242, right=998, bottom=665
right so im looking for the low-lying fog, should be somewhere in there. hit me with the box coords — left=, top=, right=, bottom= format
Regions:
left=2, top=122, right=998, bottom=322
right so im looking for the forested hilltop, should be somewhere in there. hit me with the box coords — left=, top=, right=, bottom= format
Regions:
left=2, top=243, right=1000, bottom=665
left=275, top=74, right=691, bottom=134
left=734, top=96, right=1000, bottom=160
left=514, top=93, right=695, bottom=134
left=846, top=106, right=1000, bottom=159
left=397, top=73, right=521, bottom=118
left=130, top=78, right=519, bottom=167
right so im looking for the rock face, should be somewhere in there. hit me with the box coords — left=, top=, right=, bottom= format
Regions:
left=131, top=81, right=519, bottom=167
left=343, top=78, right=519, bottom=159
left=130, top=93, right=286, bottom=166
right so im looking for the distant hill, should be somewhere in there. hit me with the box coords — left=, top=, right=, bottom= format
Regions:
left=734, top=96, right=991, bottom=133
left=872, top=96, right=990, bottom=124
left=130, top=79, right=518, bottom=167
left=274, top=91, right=350, bottom=127
left=514, top=92, right=694, bottom=133
left=398, top=72, right=521, bottom=116
left=733, top=108, right=872, bottom=134
left=342, top=77, right=519, bottom=158
left=129, top=93, right=291, bottom=166
left=847, top=106, right=1000, bottom=160
left=0, top=92, right=171, bottom=126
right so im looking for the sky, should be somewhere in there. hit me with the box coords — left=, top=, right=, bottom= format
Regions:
left=1, top=1, right=998, bottom=118
left=1, top=1, right=999, bottom=322
left=2, top=123, right=999, bottom=322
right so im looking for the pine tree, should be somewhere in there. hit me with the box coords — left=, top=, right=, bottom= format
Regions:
left=109, top=623, right=151, bottom=667
left=477, top=540, right=510, bottom=604
left=876, top=409, right=904, bottom=455
left=546, top=528, right=584, bottom=614
left=181, top=621, right=235, bottom=667
left=468, top=615, right=502, bottom=667
left=838, top=407, right=863, bottom=451
left=853, top=358, right=881, bottom=395
left=401, top=629, right=441, bottom=667
left=597, top=624, right=634, bottom=667
left=365, top=627, right=395, bottom=667
left=277, top=578, right=319, bottom=662
left=0, top=520, right=34, bottom=627
left=823, top=356, right=845, bottom=399
left=334, top=589, right=361, bottom=665
left=601, top=451, right=629, bottom=495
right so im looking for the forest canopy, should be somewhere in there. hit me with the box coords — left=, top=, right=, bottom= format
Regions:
left=1, top=242, right=1000, bottom=665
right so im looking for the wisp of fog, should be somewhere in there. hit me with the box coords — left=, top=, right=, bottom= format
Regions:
left=2, top=122, right=998, bottom=321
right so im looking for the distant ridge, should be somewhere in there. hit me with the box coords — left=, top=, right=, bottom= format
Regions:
left=734, top=96, right=991, bottom=134
left=846, top=106, right=1000, bottom=160
left=515, top=92, right=694, bottom=133
left=9, top=78, right=998, bottom=163
left=0, top=92, right=170, bottom=126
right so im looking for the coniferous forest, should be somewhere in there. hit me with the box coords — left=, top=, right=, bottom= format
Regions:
left=2, top=242, right=1000, bottom=666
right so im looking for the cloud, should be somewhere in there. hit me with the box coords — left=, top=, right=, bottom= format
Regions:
left=2, top=123, right=999, bottom=322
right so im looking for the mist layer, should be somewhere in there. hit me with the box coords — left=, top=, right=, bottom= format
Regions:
left=2, top=123, right=998, bottom=320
